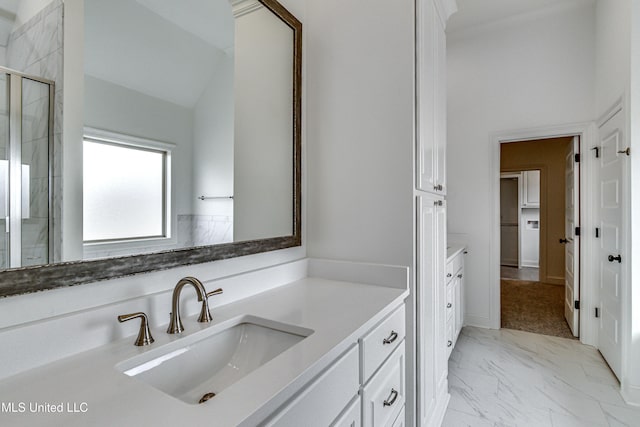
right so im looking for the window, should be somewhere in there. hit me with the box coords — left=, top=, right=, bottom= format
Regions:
left=83, top=132, right=171, bottom=243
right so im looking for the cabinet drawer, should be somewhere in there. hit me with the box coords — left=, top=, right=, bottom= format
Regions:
left=361, top=305, right=406, bottom=383
left=362, top=343, right=406, bottom=427
left=447, top=254, right=462, bottom=280
left=331, top=396, right=361, bottom=427
left=391, top=407, right=406, bottom=427
left=446, top=320, right=454, bottom=359
left=264, top=345, right=359, bottom=427
left=446, top=284, right=454, bottom=319
left=445, top=261, right=454, bottom=283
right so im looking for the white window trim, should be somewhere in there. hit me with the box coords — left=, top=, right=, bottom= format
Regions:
left=82, top=127, right=175, bottom=255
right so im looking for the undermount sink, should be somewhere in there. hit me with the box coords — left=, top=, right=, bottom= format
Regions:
left=116, top=315, right=313, bottom=404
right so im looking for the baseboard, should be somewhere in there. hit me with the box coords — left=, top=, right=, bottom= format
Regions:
left=464, top=315, right=495, bottom=329
left=621, top=383, right=640, bottom=407
left=500, top=261, right=518, bottom=267
left=521, top=262, right=539, bottom=268
left=545, top=276, right=564, bottom=285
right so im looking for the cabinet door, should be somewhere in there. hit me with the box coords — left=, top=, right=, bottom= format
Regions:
left=392, top=407, right=406, bottom=427
left=416, top=0, right=437, bottom=193
left=416, top=195, right=437, bottom=424
left=523, top=170, right=540, bottom=207
left=434, top=201, right=447, bottom=390
left=362, top=344, right=406, bottom=427
left=455, top=271, right=463, bottom=339
left=416, top=194, right=447, bottom=426
left=434, top=9, right=447, bottom=195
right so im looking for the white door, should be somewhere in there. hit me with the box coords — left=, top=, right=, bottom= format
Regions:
left=596, top=110, right=627, bottom=379
left=564, top=137, right=580, bottom=337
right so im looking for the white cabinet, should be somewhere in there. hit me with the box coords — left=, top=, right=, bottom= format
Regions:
left=264, top=306, right=407, bottom=427
left=521, top=170, right=540, bottom=207
left=391, top=407, right=406, bottom=427
left=417, top=0, right=447, bottom=195
left=264, top=346, right=359, bottom=427
left=332, top=397, right=361, bottom=427
left=416, top=194, right=448, bottom=427
left=445, top=249, right=466, bottom=357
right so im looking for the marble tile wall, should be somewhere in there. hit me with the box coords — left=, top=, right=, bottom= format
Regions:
left=5, top=0, right=63, bottom=264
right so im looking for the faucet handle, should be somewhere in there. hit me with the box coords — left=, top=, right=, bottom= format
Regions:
left=118, top=312, right=155, bottom=346
left=198, top=288, right=223, bottom=323
left=206, top=288, right=224, bottom=298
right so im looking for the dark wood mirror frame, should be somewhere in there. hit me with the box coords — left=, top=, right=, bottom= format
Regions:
left=0, top=0, right=302, bottom=298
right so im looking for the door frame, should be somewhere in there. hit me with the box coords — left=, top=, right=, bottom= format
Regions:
left=489, top=122, right=598, bottom=347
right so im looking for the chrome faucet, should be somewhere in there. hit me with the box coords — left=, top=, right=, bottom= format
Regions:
left=167, top=276, right=223, bottom=334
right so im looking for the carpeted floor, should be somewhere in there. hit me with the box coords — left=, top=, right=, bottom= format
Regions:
left=501, top=279, right=576, bottom=339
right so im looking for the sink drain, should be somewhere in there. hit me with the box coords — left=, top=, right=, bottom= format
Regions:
left=199, top=392, right=216, bottom=404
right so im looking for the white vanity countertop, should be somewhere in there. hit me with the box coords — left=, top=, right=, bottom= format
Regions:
left=447, top=244, right=466, bottom=262
left=0, top=278, right=407, bottom=426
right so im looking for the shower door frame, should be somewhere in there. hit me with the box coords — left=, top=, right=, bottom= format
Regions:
left=2, top=65, right=55, bottom=268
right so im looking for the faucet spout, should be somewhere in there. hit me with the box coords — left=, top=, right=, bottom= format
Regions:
left=167, top=277, right=208, bottom=334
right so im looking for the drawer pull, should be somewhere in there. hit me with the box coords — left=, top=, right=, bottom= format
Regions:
left=383, top=388, right=399, bottom=407
left=447, top=340, right=453, bottom=347
left=383, top=331, right=398, bottom=345
left=457, top=274, right=463, bottom=278
left=447, top=273, right=452, bottom=278
left=446, top=303, right=452, bottom=308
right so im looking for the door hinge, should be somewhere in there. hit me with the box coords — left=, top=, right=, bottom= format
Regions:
left=595, top=227, right=600, bottom=238
left=574, top=300, right=580, bottom=310
left=574, top=153, right=580, bottom=162
left=595, top=307, right=600, bottom=318
left=591, top=146, right=600, bottom=158
left=575, top=227, right=581, bottom=236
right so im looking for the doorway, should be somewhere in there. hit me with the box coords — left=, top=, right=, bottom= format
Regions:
left=498, top=137, right=579, bottom=339
left=500, top=171, right=540, bottom=280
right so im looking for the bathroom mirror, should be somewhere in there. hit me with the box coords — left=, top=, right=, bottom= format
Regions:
left=0, top=0, right=301, bottom=297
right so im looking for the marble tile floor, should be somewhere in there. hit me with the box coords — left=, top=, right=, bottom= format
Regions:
left=442, top=327, right=640, bottom=427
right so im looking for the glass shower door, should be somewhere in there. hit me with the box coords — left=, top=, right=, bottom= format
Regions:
left=21, top=77, right=51, bottom=267
left=0, top=71, right=53, bottom=268
left=0, top=74, right=8, bottom=269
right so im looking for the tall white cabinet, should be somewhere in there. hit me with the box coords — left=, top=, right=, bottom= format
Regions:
left=416, top=0, right=457, bottom=426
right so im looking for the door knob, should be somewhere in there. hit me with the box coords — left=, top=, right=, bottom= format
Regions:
left=559, top=238, right=569, bottom=244
left=608, top=254, right=622, bottom=263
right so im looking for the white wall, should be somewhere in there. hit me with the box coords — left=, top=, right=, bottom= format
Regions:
left=305, top=0, right=415, bottom=422
left=192, top=55, right=234, bottom=218
left=596, top=0, right=630, bottom=116
left=447, top=2, right=596, bottom=327
left=233, top=7, right=294, bottom=242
